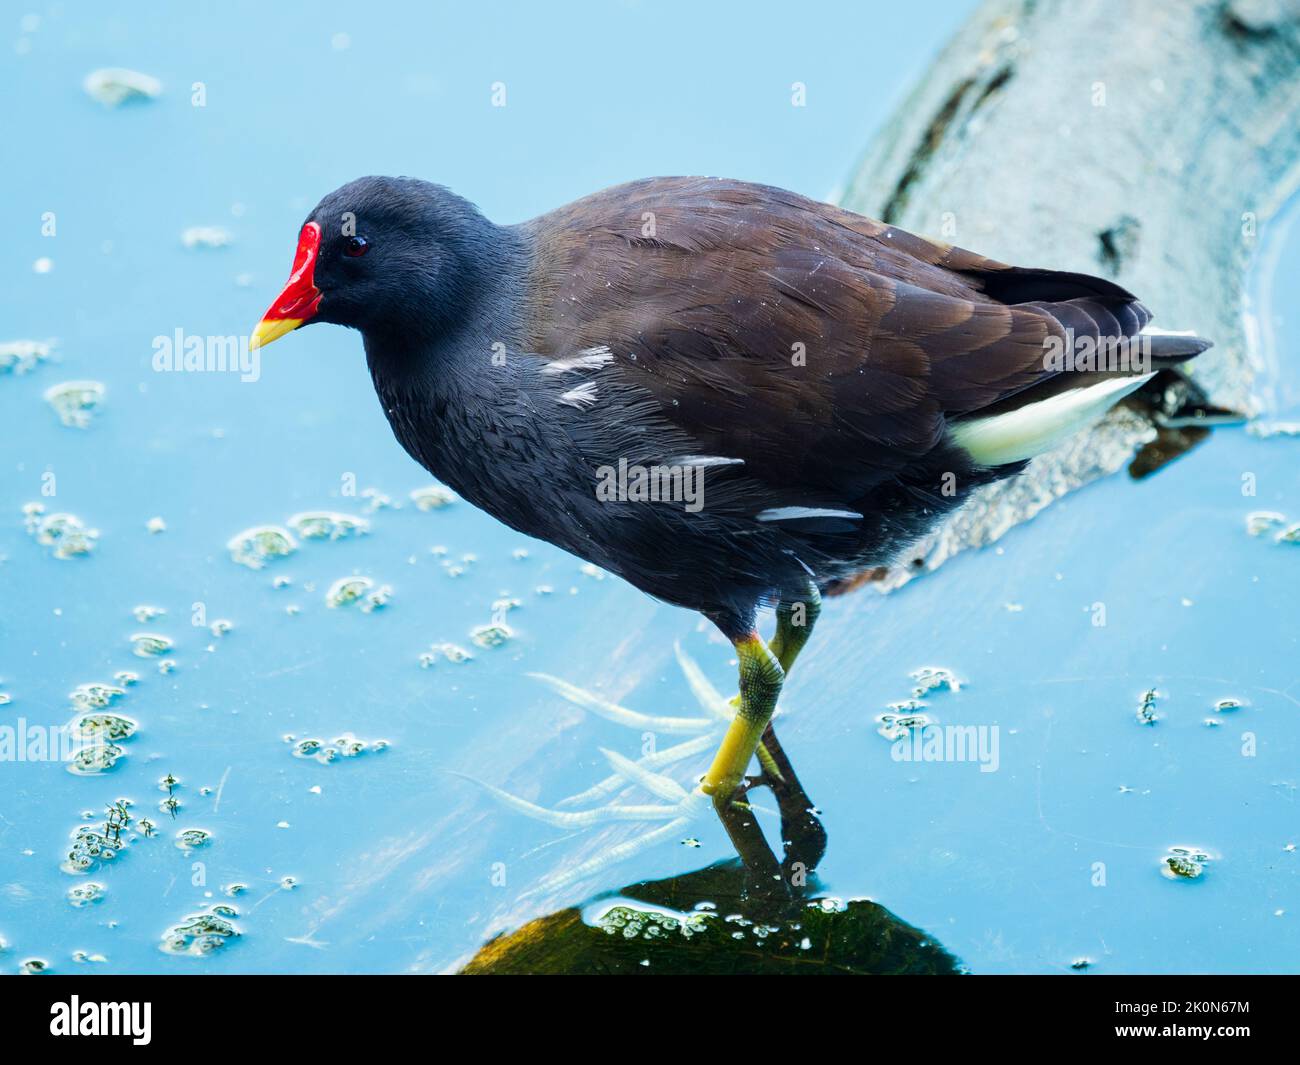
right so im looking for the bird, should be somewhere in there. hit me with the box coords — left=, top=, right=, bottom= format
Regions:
left=250, top=175, right=1209, bottom=869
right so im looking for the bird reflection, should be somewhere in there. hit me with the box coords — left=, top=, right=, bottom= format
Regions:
left=458, top=642, right=828, bottom=896
left=459, top=646, right=964, bottom=974
left=461, top=852, right=963, bottom=975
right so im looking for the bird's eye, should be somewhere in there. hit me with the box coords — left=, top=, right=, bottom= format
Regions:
left=343, top=235, right=369, bottom=258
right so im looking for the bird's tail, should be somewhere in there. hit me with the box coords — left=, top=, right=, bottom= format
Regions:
left=950, top=326, right=1212, bottom=467
left=1143, top=327, right=1213, bottom=366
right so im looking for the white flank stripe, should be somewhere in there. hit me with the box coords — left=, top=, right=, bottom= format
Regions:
left=951, top=374, right=1154, bottom=466
left=757, top=506, right=863, bottom=522
left=558, top=382, right=598, bottom=409
left=671, top=455, right=745, bottom=468
left=541, top=346, right=615, bottom=374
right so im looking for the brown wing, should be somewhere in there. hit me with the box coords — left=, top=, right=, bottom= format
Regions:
left=522, top=176, right=1148, bottom=497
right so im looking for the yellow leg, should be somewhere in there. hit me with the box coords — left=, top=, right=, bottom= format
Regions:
left=735, top=581, right=823, bottom=785
left=769, top=581, right=822, bottom=674
left=701, top=634, right=784, bottom=803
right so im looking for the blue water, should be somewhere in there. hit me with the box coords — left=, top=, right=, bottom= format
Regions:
left=2, top=1, right=1297, bottom=974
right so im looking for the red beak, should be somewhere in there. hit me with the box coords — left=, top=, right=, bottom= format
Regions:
left=250, top=221, right=323, bottom=349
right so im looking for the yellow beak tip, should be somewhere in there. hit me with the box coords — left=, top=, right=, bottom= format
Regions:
left=250, top=317, right=304, bottom=351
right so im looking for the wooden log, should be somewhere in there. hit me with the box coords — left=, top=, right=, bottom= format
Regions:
left=837, top=0, right=1300, bottom=590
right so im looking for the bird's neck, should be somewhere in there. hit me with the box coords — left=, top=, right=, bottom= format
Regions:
left=361, top=221, right=536, bottom=480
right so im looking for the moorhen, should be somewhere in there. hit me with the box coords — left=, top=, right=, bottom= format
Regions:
left=251, top=175, right=1208, bottom=858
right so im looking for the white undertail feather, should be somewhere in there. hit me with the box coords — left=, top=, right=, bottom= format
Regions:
left=950, top=374, right=1155, bottom=467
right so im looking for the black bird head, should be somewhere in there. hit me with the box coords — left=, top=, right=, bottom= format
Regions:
left=251, top=175, right=501, bottom=350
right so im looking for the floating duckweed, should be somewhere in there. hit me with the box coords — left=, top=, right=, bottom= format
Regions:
left=74, top=714, right=137, bottom=742
left=66, top=882, right=106, bottom=907
left=113, top=671, right=139, bottom=687
left=876, top=702, right=931, bottom=741
left=0, top=692, right=10, bottom=706
left=67, top=743, right=125, bottom=775
left=132, top=604, right=166, bottom=623
left=130, top=632, right=172, bottom=657
left=512, top=547, right=530, bottom=560
left=146, top=516, right=167, bottom=533
left=72, top=951, right=109, bottom=965
left=910, top=666, right=962, bottom=698
left=409, top=485, right=457, bottom=511
left=160, top=905, right=241, bottom=956
left=63, top=801, right=138, bottom=873
left=83, top=67, right=161, bottom=106
left=180, top=226, right=231, bottom=249
left=223, top=884, right=246, bottom=897
left=292, top=732, right=389, bottom=764
left=1071, top=957, right=1094, bottom=971
left=43, top=380, right=106, bottom=428
left=280, top=876, right=297, bottom=890
left=210, top=619, right=233, bottom=637
left=1246, top=511, right=1286, bottom=537
left=593, top=904, right=711, bottom=942
left=1161, top=846, right=1211, bottom=881
left=470, top=622, right=515, bottom=648
left=580, top=563, right=606, bottom=580
left=1277, top=522, right=1300, bottom=545
left=360, top=487, right=392, bottom=512
left=1136, top=688, right=1160, bottom=726
left=288, top=510, right=370, bottom=540
left=175, top=828, right=211, bottom=852
left=227, top=525, right=297, bottom=569
left=69, top=682, right=125, bottom=712
left=1248, top=420, right=1300, bottom=438
left=157, top=659, right=176, bottom=675
left=23, top=503, right=98, bottom=559
left=420, top=642, right=474, bottom=668
left=0, top=339, right=54, bottom=375
left=272, top=576, right=292, bottom=589
left=325, top=576, right=391, bottom=611
left=21, top=958, right=49, bottom=974
left=491, top=596, right=522, bottom=616
left=1214, top=697, right=1245, bottom=713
